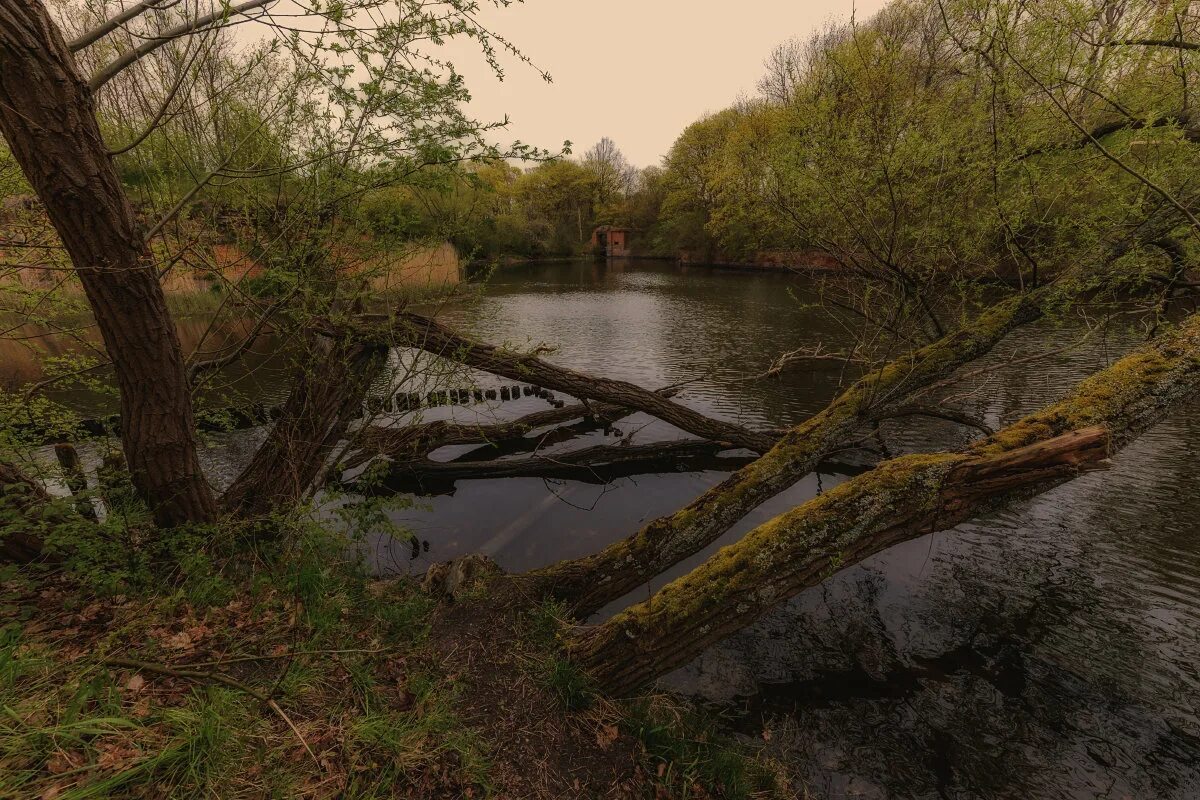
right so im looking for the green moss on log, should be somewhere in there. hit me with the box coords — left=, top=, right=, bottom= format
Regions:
left=568, top=312, right=1200, bottom=696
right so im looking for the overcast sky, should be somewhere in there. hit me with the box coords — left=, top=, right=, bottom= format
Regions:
left=443, top=0, right=891, bottom=168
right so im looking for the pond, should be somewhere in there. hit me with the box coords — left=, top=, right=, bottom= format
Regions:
left=19, top=259, right=1200, bottom=798
left=396, top=260, right=1200, bottom=799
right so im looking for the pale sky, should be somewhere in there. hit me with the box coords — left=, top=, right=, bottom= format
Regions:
left=445, top=0, right=891, bottom=167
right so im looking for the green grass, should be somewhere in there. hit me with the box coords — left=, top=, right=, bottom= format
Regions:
left=345, top=673, right=490, bottom=797
left=0, top=622, right=264, bottom=799
left=521, top=599, right=596, bottom=710
left=622, top=696, right=784, bottom=800
left=75, top=688, right=255, bottom=800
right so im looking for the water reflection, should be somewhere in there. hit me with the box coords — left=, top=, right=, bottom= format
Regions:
left=434, top=263, right=1200, bottom=798
left=7, top=260, right=1198, bottom=797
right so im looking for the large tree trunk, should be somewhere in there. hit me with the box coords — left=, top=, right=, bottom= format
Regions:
left=220, top=336, right=386, bottom=517
left=329, top=313, right=780, bottom=454
left=565, top=312, right=1200, bottom=695
left=0, top=0, right=216, bottom=527
left=528, top=291, right=1047, bottom=616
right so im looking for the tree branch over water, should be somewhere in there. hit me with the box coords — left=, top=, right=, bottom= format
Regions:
left=566, top=310, right=1200, bottom=695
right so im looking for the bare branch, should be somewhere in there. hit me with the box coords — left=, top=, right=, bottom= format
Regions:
left=1098, top=38, right=1200, bottom=52
left=874, top=404, right=995, bottom=434
left=69, top=0, right=177, bottom=52
left=88, top=0, right=275, bottom=91
left=186, top=294, right=291, bottom=388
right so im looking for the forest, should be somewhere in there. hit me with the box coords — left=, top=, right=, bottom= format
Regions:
left=2, top=0, right=1200, bottom=797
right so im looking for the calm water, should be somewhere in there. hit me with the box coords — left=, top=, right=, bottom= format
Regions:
left=407, top=261, right=1200, bottom=799
left=21, top=260, right=1200, bottom=798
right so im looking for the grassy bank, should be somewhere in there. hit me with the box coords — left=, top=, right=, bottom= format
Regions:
left=0, top=518, right=789, bottom=799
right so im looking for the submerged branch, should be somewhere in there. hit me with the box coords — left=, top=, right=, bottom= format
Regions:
left=370, top=440, right=754, bottom=489
left=320, top=312, right=780, bottom=454
left=347, top=386, right=684, bottom=472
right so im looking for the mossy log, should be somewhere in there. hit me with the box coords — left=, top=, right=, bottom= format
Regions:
left=528, top=291, right=1048, bottom=616
left=322, top=312, right=779, bottom=454
left=564, top=312, right=1200, bottom=696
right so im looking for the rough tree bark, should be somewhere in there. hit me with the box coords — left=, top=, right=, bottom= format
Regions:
left=0, top=0, right=216, bottom=526
left=565, top=312, right=1200, bottom=695
left=220, top=336, right=386, bottom=517
left=527, top=291, right=1048, bottom=616
left=326, top=313, right=780, bottom=454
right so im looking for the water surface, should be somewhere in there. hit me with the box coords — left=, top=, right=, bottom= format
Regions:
left=406, top=261, right=1200, bottom=799
left=15, top=259, right=1200, bottom=798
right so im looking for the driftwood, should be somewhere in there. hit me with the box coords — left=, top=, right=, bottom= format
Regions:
left=564, top=310, right=1200, bottom=695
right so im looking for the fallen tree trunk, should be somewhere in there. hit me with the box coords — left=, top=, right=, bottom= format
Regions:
left=351, top=393, right=678, bottom=470
left=367, top=440, right=756, bottom=489
left=220, top=336, right=387, bottom=518
left=564, top=312, right=1200, bottom=696
left=526, top=291, right=1048, bottom=616
left=323, top=313, right=780, bottom=454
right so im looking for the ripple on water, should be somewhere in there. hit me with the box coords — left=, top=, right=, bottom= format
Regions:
left=173, top=262, right=1200, bottom=799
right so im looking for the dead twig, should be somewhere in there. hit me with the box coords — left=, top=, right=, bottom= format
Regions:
left=740, top=343, right=866, bottom=382
left=103, top=656, right=321, bottom=770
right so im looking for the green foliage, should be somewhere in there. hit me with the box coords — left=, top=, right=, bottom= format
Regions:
left=239, top=266, right=299, bottom=299
left=629, top=0, right=1200, bottom=342
left=354, top=186, right=436, bottom=242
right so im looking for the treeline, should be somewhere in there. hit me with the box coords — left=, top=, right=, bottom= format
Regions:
left=446, top=0, right=1200, bottom=283
left=656, top=0, right=1200, bottom=284
left=348, top=0, right=1200, bottom=279
left=347, top=137, right=665, bottom=260
left=5, top=0, right=1197, bottom=282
